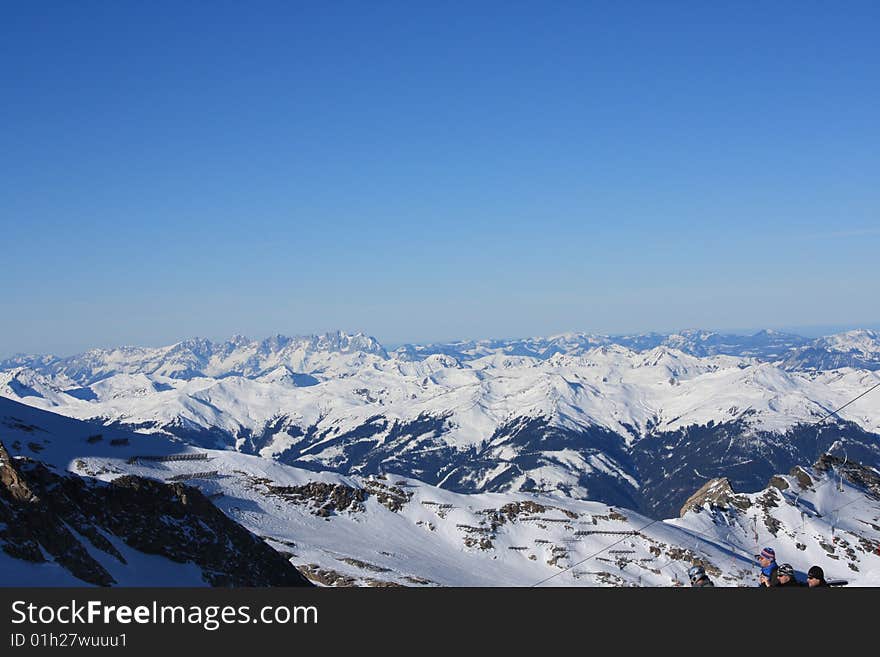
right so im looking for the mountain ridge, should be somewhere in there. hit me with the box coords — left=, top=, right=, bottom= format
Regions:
left=5, top=327, right=880, bottom=383
left=2, top=396, right=878, bottom=586
left=3, top=328, right=880, bottom=519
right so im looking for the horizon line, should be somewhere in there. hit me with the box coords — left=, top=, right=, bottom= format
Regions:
left=2, top=322, right=879, bottom=361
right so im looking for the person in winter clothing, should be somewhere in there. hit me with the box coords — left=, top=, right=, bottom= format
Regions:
left=688, top=564, right=714, bottom=587
left=775, top=563, right=804, bottom=587
left=755, top=547, right=779, bottom=587
left=807, top=565, right=828, bottom=587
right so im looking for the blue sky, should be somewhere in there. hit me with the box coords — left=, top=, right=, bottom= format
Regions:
left=2, top=1, right=878, bottom=356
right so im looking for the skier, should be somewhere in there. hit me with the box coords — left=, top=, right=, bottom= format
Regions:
left=806, top=565, right=829, bottom=587
left=775, top=563, right=804, bottom=587
left=688, top=564, right=715, bottom=587
left=755, top=547, right=779, bottom=587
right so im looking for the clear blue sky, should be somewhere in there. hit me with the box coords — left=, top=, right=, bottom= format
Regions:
left=2, top=1, right=878, bottom=356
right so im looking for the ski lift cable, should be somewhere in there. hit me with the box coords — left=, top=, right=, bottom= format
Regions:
left=709, top=378, right=876, bottom=543
left=650, top=523, right=748, bottom=584
left=528, top=380, right=880, bottom=587
left=809, top=379, right=880, bottom=428
left=767, top=380, right=879, bottom=523
left=530, top=517, right=663, bottom=587
left=531, top=472, right=866, bottom=588
left=657, top=483, right=866, bottom=585
left=530, top=382, right=880, bottom=588
left=786, top=460, right=862, bottom=527
left=823, top=490, right=865, bottom=518
left=533, top=511, right=761, bottom=588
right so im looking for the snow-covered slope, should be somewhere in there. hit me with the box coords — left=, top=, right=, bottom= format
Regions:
left=782, top=330, right=880, bottom=371
left=667, top=455, right=880, bottom=586
left=2, top=398, right=877, bottom=587
left=0, top=400, right=310, bottom=587
left=3, top=330, right=880, bottom=517
left=5, top=345, right=880, bottom=442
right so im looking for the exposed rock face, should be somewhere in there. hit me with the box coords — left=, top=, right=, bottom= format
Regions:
left=0, top=441, right=312, bottom=587
left=677, top=461, right=868, bottom=521
left=297, top=563, right=404, bottom=587
left=679, top=477, right=745, bottom=517
left=255, top=475, right=413, bottom=516
left=791, top=466, right=815, bottom=490
left=0, top=440, right=35, bottom=501
left=265, top=481, right=369, bottom=516
left=1, top=442, right=116, bottom=585
left=814, top=453, right=880, bottom=499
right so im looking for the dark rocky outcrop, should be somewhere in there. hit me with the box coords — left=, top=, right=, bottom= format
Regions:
left=635, top=418, right=880, bottom=518
left=0, top=441, right=312, bottom=587
left=0, top=442, right=115, bottom=585
left=678, top=477, right=747, bottom=517
left=297, top=563, right=403, bottom=587
left=813, top=453, right=880, bottom=499
left=148, top=409, right=880, bottom=521
left=248, top=474, right=413, bottom=516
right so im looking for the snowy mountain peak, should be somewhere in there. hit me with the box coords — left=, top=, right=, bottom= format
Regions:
left=256, top=334, right=293, bottom=355
left=673, top=328, right=718, bottom=340
left=592, top=343, right=636, bottom=358
left=819, top=329, right=880, bottom=355
left=3, top=394, right=878, bottom=587
left=313, top=330, right=387, bottom=356
left=782, top=329, right=880, bottom=371
left=0, top=367, right=68, bottom=402
left=424, top=353, right=462, bottom=368
left=174, top=336, right=215, bottom=352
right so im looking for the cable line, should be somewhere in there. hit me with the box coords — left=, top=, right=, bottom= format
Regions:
left=528, top=376, right=880, bottom=587
left=809, top=379, right=880, bottom=427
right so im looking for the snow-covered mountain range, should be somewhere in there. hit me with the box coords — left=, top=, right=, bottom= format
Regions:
left=5, top=328, right=879, bottom=381
left=2, top=397, right=878, bottom=586
left=2, top=329, right=879, bottom=518
left=392, top=328, right=816, bottom=363
left=0, top=398, right=311, bottom=586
